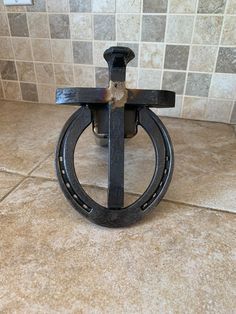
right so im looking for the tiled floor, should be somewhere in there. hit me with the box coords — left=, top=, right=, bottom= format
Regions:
left=0, top=100, right=235, bottom=313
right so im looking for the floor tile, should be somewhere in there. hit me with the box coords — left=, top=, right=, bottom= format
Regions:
left=0, top=171, right=24, bottom=200
left=0, top=177, right=235, bottom=313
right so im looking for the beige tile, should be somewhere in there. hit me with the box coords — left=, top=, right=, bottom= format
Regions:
left=0, top=12, right=10, bottom=36
left=16, top=61, right=36, bottom=83
left=0, top=176, right=235, bottom=312
left=166, top=15, right=194, bottom=44
left=74, top=65, right=95, bottom=87
left=31, top=39, right=52, bottom=62
left=54, top=64, right=74, bottom=86
left=205, top=99, right=233, bottom=123
left=0, top=171, right=24, bottom=200
left=37, top=84, right=56, bottom=104
left=0, top=37, right=14, bottom=59
left=169, top=0, right=197, bottom=13
left=227, top=0, right=236, bottom=13
left=193, top=16, right=223, bottom=45
left=35, top=63, right=55, bottom=84
left=51, top=39, right=73, bottom=63
left=138, top=68, right=162, bottom=89
left=116, top=0, right=141, bottom=12
left=93, top=41, right=117, bottom=67
left=27, top=12, right=50, bottom=38
left=189, top=45, right=218, bottom=72
left=117, top=14, right=140, bottom=41
left=182, top=96, right=207, bottom=120
left=210, top=74, right=236, bottom=100
left=70, top=13, right=92, bottom=40
left=126, top=67, right=138, bottom=88
left=2, top=81, right=21, bottom=101
left=47, top=0, right=69, bottom=12
left=0, top=82, right=3, bottom=99
left=12, top=37, right=33, bottom=61
left=221, top=16, right=236, bottom=46
left=140, top=43, right=164, bottom=69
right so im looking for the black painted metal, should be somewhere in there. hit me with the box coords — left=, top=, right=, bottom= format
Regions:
left=55, top=46, right=175, bottom=227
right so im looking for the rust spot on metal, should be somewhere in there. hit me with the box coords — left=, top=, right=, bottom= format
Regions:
left=105, top=81, right=128, bottom=108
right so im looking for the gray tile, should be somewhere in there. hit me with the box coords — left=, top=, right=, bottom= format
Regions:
left=0, top=13, right=9, bottom=36
left=73, top=41, right=93, bottom=64
left=27, top=0, right=46, bottom=12
left=216, top=47, right=236, bottom=74
left=141, top=15, right=166, bottom=42
left=95, top=67, right=108, bottom=87
left=230, top=102, right=236, bottom=124
left=92, top=0, right=116, bottom=12
left=20, top=83, right=38, bottom=102
left=69, top=0, right=91, bottom=12
left=0, top=61, right=17, bottom=80
left=49, top=14, right=70, bottom=39
left=143, top=0, right=168, bottom=13
left=162, top=71, right=186, bottom=94
left=221, top=16, right=236, bottom=45
left=117, top=14, right=140, bottom=41
left=8, top=13, right=29, bottom=37
left=16, top=61, right=36, bottom=82
left=164, top=45, right=189, bottom=70
left=117, top=43, right=139, bottom=67
left=197, top=0, right=226, bottom=13
left=186, top=73, right=212, bottom=97
left=166, top=15, right=194, bottom=44
left=193, top=16, right=223, bottom=45
left=94, top=15, right=115, bottom=41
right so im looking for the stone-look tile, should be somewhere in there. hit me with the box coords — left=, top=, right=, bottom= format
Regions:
left=126, top=67, right=138, bottom=88
left=31, top=39, right=52, bottom=62
left=0, top=37, right=14, bottom=59
left=74, top=65, right=95, bottom=87
left=20, top=83, right=38, bottom=102
left=8, top=13, right=29, bottom=37
left=205, top=99, right=233, bottom=123
left=0, top=171, right=24, bottom=201
left=70, top=13, right=92, bottom=40
left=54, top=64, right=74, bottom=86
left=47, top=0, right=68, bottom=12
left=6, top=5, right=26, bottom=12
left=116, top=0, right=141, bottom=12
left=49, top=14, right=70, bottom=39
left=186, top=73, right=211, bottom=97
left=138, top=69, right=162, bottom=89
left=143, top=0, right=168, bottom=12
left=0, top=61, right=17, bottom=81
left=93, top=41, right=116, bottom=67
left=197, top=0, right=226, bottom=13
left=51, top=39, right=73, bottom=63
left=221, top=17, right=236, bottom=46
left=210, top=74, right=236, bottom=99
left=69, top=0, right=91, bottom=12
left=140, top=43, right=164, bottom=69
left=164, top=45, right=189, bottom=70
left=0, top=12, right=9, bottom=36
left=35, top=63, right=55, bottom=84
left=182, top=96, right=207, bottom=120
left=0, top=83, right=3, bottom=99
left=73, top=41, right=93, bottom=64
left=162, top=71, right=186, bottom=95
left=117, top=14, right=140, bottom=42
left=193, top=16, right=223, bottom=45
left=157, top=95, right=183, bottom=117
left=12, top=38, right=32, bottom=61
left=227, top=0, right=236, bottom=13
left=95, top=67, right=108, bottom=87
left=141, top=15, right=166, bottom=42
left=117, top=43, right=138, bottom=67
left=94, top=15, right=115, bottom=41
left=216, top=47, right=236, bottom=74
left=189, top=46, right=218, bottom=72
left=38, top=84, right=56, bottom=104
left=92, top=0, right=115, bottom=12
left=27, top=0, right=46, bottom=12
left=0, top=0, right=5, bottom=11
left=16, top=61, right=36, bottom=83
left=230, top=102, right=236, bottom=124
left=2, top=81, right=21, bottom=101
left=169, top=0, right=197, bottom=13
left=27, top=13, right=50, bottom=38
left=166, top=15, right=194, bottom=44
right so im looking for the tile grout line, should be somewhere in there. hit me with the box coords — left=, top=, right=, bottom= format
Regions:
left=136, top=0, right=143, bottom=88
left=27, top=151, right=54, bottom=176
left=0, top=175, right=27, bottom=203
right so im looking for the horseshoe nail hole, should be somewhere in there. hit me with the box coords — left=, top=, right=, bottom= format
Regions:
left=82, top=204, right=89, bottom=210
left=164, top=169, right=167, bottom=174
left=166, top=156, right=169, bottom=161
left=152, top=193, right=157, bottom=198
left=66, top=183, right=71, bottom=188
left=59, top=156, right=63, bottom=162
left=62, top=169, right=65, bottom=175
left=142, top=203, right=148, bottom=210
left=159, top=181, right=163, bottom=187
left=73, top=194, right=78, bottom=199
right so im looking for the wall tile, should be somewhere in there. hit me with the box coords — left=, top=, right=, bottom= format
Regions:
left=69, top=0, right=91, bottom=12
left=216, top=47, right=236, bottom=74
left=54, top=64, right=74, bottom=85
left=221, top=16, right=236, bottom=46
left=95, top=67, right=108, bottom=87
left=189, top=46, right=218, bottom=72
left=230, top=102, right=236, bottom=123
left=141, top=15, right=166, bottom=42
left=51, top=40, right=73, bottom=63
left=12, top=38, right=32, bottom=61
left=117, top=14, right=140, bottom=41
left=140, top=43, right=164, bottom=69
left=94, top=15, right=115, bottom=41
left=166, top=15, right=194, bottom=44
left=20, top=82, right=38, bottom=101
left=0, top=82, right=3, bottom=99
left=92, top=0, right=115, bottom=13
left=73, top=41, right=93, bottom=64
left=38, top=84, right=55, bottom=103
left=35, top=63, right=55, bottom=84
left=117, top=43, right=139, bottom=67
left=164, top=45, right=189, bottom=70
left=162, top=71, right=186, bottom=94
left=138, top=69, right=162, bottom=89
left=197, top=0, right=226, bottom=13
left=143, top=0, right=168, bottom=13
left=210, top=74, right=236, bottom=99
left=193, top=16, right=223, bottom=45
left=169, top=0, right=197, bottom=13
left=27, top=0, right=46, bottom=12
left=47, top=0, right=68, bottom=12
left=2, top=81, right=21, bottom=100
left=31, top=39, right=52, bottom=62
left=227, top=0, right=236, bottom=13
left=28, top=13, right=49, bottom=38
left=186, top=73, right=211, bottom=97
left=182, top=97, right=207, bottom=120
left=16, top=61, right=36, bottom=82
left=116, top=0, right=141, bottom=13
left=8, top=13, right=29, bottom=37
left=7, top=6, right=26, bottom=12
left=0, top=0, right=5, bottom=12
left=0, top=38, right=14, bottom=59
left=157, top=95, right=183, bottom=117
left=70, top=13, right=92, bottom=40
left=0, top=13, right=9, bottom=36
left=93, top=41, right=117, bottom=67
left=49, top=14, right=70, bottom=39
left=0, top=61, right=17, bottom=80
left=74, top=65, right=95, bottom=87
left=206, top=99, right=233, bottom=123
left=126, top=67, right=138, bottom=88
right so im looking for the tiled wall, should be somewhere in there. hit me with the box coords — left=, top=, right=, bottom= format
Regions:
left=0, top=0, right=235, bottom=123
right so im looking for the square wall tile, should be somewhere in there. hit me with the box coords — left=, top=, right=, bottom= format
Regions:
left=2, top=81, right=21, bottom=100
left=162, top=71, right=186, bottom=94
left=143, top=0, right=168, bottom=13
left=51, top=40, right=73, bottom=63
left=0, top=83, right=3, bottom=99
left=216, top=47, right=236, bottom=74
left=141, top=15, right=166, bottom=42
left=12, top=38, right=33, bottom=61
left=157, top=95, right=183, bottom=117
left=47, top=0, right=68, bottom=12
left=210, top=74, right=236, bottom=99
left=117, top=43, right=139, bottom=67
left=54, top=64, right=74, bottom=86
left=117, top=14, right=140, bottom=41
left=166, top=15, right=194, bottom=44
left=193, top=16, right=223, bottom=45
left=186, top=73, right=211, bottom=97
left=35, top=63, right=55, bottom=84
left=8, top=13, right=29, bottom=37
left=227, top=0, right=236, bottom=13
left=74, top=65, right=95, bottom=87
left=116, top=0, right=141, bottom=13
left=221, top=17, right=236, bottom=45
left=16, top=61, right=36, bottom=83
left=28, top=13, right=49, bottom=38
left=0, top=38, right=14, bottom=59
left=94, top=15, right=115, bottom=41
left=7, top=6, right=26, bottom=12
left=70, top=13, right=92, bottom=40
left=92, top=0, right=115, bottom=12
left=49, top=14, right=70, bottom=39
left=189, top=46, right=218, bottom=72
left=206, top=99, right=233, bottom=123
left=169, top=0, right=197, bottom=13
left=31, top=39, right=52, bottom=62
left=69, top=0, right=91, bottom=12
left=73, top=41, right=93, bottom=64
left=20, top=82, right=38, bottom=102
left=138, top=69, right=162, bottom=89
left=140, top=43, right=164, bottom=69
left=182, top=97, right=207, bottom=120
left=0, top=13, right=9, bottom=36
left=0, top=61, right=17, bottom=80
left=197, top=0, right=226, bottom=13
left=38, top=84, right=56, bottom=104
left=230, top=102, right=236, bottom=123
left=93, top=41, right=116, bottom=66
left=27, top=0, right=46, bottom=12
left=95, top=67, right=108, bottom=87
left=164, top=45, right=189, bottom=70
left=126, top=67, right=138, bottom=88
